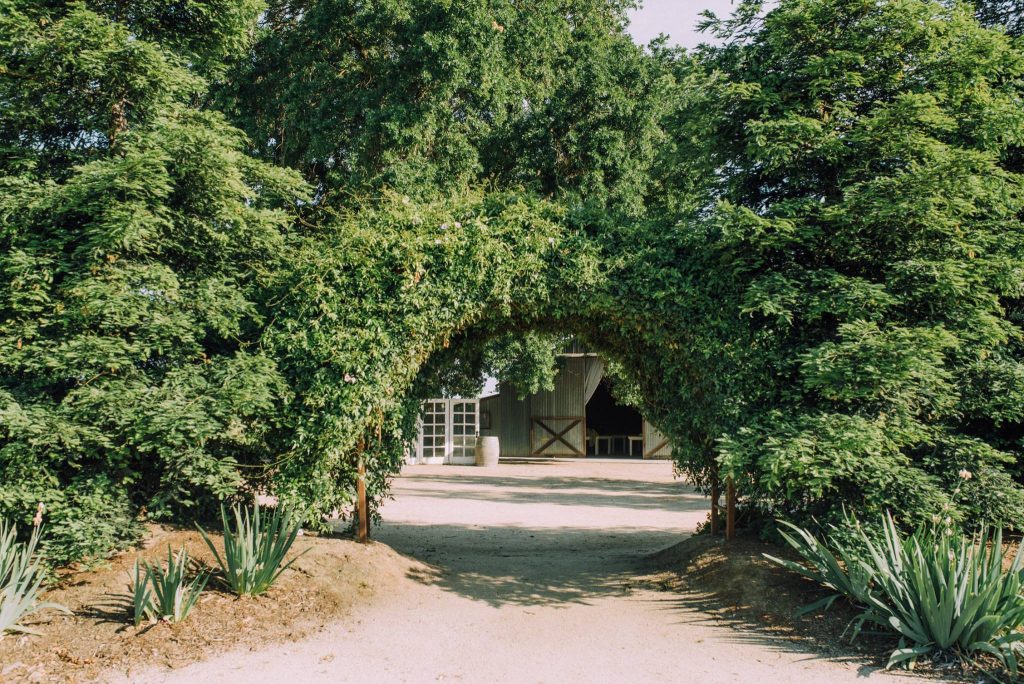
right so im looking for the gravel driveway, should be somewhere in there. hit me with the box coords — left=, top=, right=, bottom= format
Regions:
left=137, top=460, right=918, bottom=683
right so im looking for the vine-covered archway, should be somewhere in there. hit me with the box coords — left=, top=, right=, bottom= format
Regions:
left=263, top=190, right=737, bottom=527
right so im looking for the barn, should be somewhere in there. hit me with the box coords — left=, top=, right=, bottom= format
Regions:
left=411, top=347, right=673, bottom=464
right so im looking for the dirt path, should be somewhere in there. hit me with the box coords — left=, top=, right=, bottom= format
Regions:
left=130, top=460, right=919, bottom=683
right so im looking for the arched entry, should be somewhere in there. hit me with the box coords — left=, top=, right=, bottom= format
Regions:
left=264, top=191, right=737, bottom=543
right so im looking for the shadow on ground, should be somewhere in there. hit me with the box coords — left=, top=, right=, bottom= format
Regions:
left=373, top=463, right=928, bottom=680
left=396, top=474, right=706, bottom=512
left=638, top=533, right=906, bottom=674
left=378, top=522, right=680, bottom=607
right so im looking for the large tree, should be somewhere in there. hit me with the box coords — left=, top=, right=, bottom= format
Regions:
left=679, top=0, right=1024, bottom=526
left=220, top=0, right=671, bottom=215
left=6, top=0, right=1024, bottom=565
left=0, top=0, right=304, bottom=562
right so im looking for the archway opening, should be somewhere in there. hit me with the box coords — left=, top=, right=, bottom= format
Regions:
left=408, top=333, right=678, bottom=465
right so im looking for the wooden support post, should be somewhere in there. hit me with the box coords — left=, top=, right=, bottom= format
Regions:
left=710, top=475, right=720, bottom=536
left=725, top=477, right=736, bottom=541
left=356, top=451, right=369, bottom=543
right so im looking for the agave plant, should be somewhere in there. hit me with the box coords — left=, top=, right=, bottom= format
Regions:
left=129, top=560, right=153, bottom=626
left=855, top=516, right=1024, bottom=672
left=131, top=546, right=208, bottom=624
left=198, top=504, right=307, bottom=597
left=764, top=515, right=874, bottom=615
left=768, top=512, right=1024, bottom=674
left=0, top=519, right=69, bottom=636
left=0, top=519, right=18, bottom=584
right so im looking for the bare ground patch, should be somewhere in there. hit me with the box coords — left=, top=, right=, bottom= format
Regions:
left=0, top=525, right=423, bottom=683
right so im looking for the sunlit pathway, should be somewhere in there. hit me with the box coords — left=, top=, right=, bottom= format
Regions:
left=132, top=461, right=923, bottom=683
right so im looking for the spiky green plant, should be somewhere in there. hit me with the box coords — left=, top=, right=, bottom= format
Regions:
left=0, top=519, right=69, bottom=636
left=198, top=505, right=307, bottom=597
left=129, top=560, right=153, bottom=626
left=131, top=547, right=208, bottom=624
left=0, top=519, right=19, bottom=586
left=765, top=515, right=875, bottom=615
left=769, top=513, right=1024, bottom=673
left=857, top=517, right=1024, bottom=672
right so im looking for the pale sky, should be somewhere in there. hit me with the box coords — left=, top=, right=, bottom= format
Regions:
left=627, top=0, right=743, bottom=48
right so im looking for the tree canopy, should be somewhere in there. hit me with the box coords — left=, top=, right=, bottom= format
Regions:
left=3, top=0, right=1024, bottom=563
left=691, top=0, right=1024, bottom=525
left=0, top=0, right=305, bottom=561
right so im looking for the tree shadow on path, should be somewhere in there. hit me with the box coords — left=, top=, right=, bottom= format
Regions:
left=396, top=474, right=706, bottom=512
left=381, top=522, right=679, bottom=608
left=374, top=464, right=919, bottom=679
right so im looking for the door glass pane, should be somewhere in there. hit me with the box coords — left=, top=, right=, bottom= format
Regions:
left=418, top=400, right=479, bottom=462
left=449, top=400, right=477, bottom=459
left=420, top=401, right=447, bottom=459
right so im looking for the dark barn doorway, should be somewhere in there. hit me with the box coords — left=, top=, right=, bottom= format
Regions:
left=585, top=379, right=643, bottom=458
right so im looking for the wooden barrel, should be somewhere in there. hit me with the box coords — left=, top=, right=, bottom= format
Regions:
left=475, top=436, right=500, bottom=467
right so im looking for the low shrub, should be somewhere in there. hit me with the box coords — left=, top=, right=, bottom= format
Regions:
left=130, top=546, right=208, bottom=624
left=0, top=516, right=69, bottom=636
left=198, top=504, right=307, bottom=597
left=769, top=513, right=1024, bottom=674
left=39, top=476, right=142, bottom=567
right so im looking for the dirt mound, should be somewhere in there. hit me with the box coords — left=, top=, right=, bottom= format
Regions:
left=0, top=525, right=425, bottom=683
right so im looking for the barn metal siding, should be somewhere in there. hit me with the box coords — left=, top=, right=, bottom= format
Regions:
left=479, top=356, right=588, bottom=457
left=478, top=355, right=672, bottom=460
left=642, top=419, right=673, bottom=459
left=529, top=356, right=587, bottom=418
left=480, top=386, right=531, bottom=457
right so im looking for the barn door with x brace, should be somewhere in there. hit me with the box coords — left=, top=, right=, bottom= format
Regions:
left=530, top=416, right=585, bottom=457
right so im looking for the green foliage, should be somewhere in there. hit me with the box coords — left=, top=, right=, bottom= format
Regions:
left=765, top=516, right=875, bottom=614
left=221, top=0, right=669, bottom=213
left=262, top=189, right=605, bottom=523
left=35, top=476, right=140, bottom=567
left=130, top=546, right=208, bottom=624
left=0, top=520, right=69, bottom=636
left=198, top=505, right=306, bottom=596
left=0, top=0, right=307, bottom=563
left=685, top=0, right=1024, bottom=527
left=482, top=333, right=565, bottom=399
left=5, top=0, right=1024, bottom=565
left=862, top=520, right=1024, bottom=671
left=770, top=514, right=1024, bottom=673
left=129, top=560, right=152, bottom=627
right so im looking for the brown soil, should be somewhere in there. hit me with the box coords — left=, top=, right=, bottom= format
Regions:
left=643, top=533, right=871, bottom=652
left=0, top=525, right=422, bottom=684
left=128, top=462, right=925, bottom=684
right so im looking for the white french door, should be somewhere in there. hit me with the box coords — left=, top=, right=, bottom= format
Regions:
left=417, top=400, right=449, bottom=464
left=448, top=400, right=478, bottom=464
left=415, top=399, right=479, bottom=464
